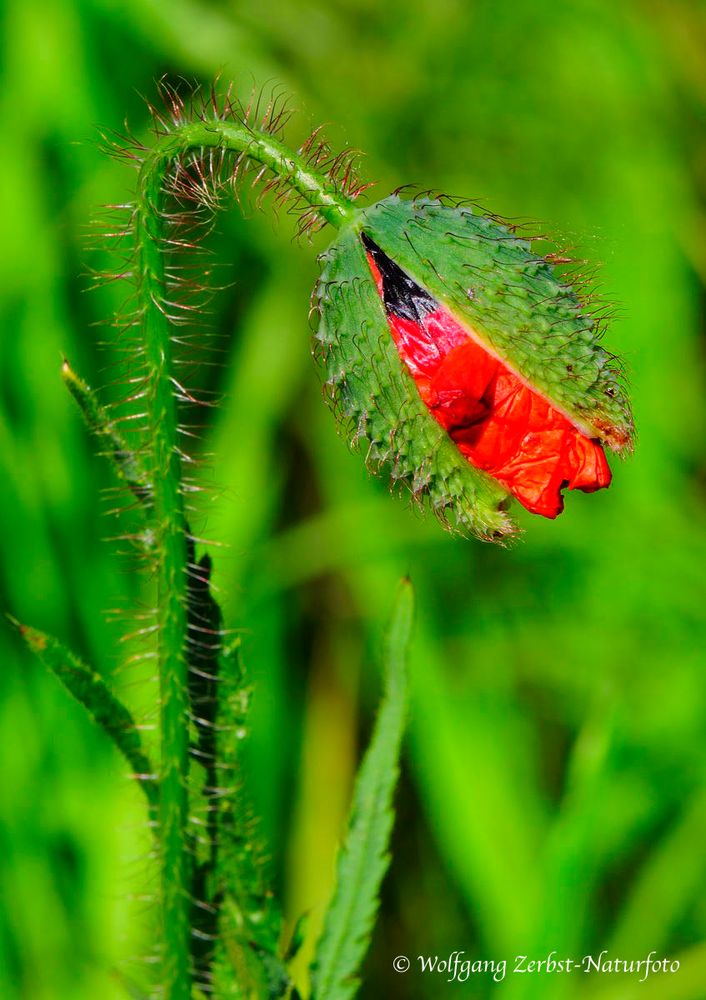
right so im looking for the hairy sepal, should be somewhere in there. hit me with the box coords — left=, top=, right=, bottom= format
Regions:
left=360, top=196, right=633, bottom=453
left=315, top=219, right=514, bottom=541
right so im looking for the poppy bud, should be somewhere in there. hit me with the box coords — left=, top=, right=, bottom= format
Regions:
left=314, top=195, right=633, bottom=541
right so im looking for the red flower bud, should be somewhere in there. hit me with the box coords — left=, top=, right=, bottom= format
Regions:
left=315, top=196, right=633, bottom=540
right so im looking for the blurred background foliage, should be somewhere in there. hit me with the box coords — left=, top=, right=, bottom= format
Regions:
left=2, top=0, right=706, bottom=997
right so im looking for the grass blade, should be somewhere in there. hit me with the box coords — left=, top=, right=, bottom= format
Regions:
left=310, top=578, right=414, bottom=1000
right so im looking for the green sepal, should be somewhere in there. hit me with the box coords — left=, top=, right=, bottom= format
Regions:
left=315, top=216, right=515, bottom=541
left=359, top=196, right=633, bottom=452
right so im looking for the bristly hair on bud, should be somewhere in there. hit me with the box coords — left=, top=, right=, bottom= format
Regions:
left=314, top=194, right=633, bottom=541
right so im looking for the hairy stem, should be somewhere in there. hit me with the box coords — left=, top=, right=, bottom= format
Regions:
left=136, top=160, right=192, bottom=1000
left=135, top=116, right=355, bottom=1000
left=142, top=118, right=357, bottom=230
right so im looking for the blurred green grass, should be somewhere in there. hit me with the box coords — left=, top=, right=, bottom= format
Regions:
left=2, top=0, right=706, bottom=998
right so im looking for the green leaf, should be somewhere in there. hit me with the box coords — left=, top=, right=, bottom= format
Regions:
left=310, top=578, right=414, bottom=1000
left=10, top=618, right=158, bottom=814
left=62, top=359, right=153, bottom=507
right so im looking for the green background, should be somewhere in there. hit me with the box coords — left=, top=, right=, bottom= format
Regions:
left=2, top=0, right=706, bottom=997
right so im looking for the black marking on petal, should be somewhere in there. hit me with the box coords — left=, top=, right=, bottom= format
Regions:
left=362, top=232, right=436, bottom=322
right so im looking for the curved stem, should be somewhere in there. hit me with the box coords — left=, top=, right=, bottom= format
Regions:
left=135, top=118, right=354, bottom=1000
left=142, top=118, right=358, bottom=230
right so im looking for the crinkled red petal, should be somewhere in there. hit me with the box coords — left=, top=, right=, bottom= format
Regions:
left=367, top=253, right=611, bottom=518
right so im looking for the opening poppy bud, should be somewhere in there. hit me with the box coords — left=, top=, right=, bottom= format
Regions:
left=315, top=196, right=633, bottom=540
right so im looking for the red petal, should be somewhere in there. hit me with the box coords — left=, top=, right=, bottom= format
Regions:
left=367, top=252, right=611, bottom=519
